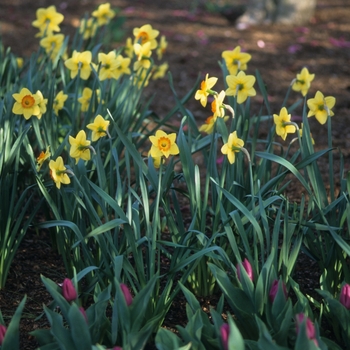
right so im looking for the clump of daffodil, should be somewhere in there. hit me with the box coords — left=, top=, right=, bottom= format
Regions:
left=273, top=107, right=297, bottom=140
left=78, top=88, right=102, bottom=112
left=133, top=42, right=152, bottom=71
left=32, top=5, right=64, bottom=37
left=133, top=24, right=159, bottom=49
left=79, top=17, right=98, bottom=40
left=49, top=156, right=71, bottom=189
left=53, top=91, right=68, bottom=116
left=69, top=130, right=95, bottom=164
left=222, top=46, right=251, bottom=76
left=307, top=90, right=336, bottom=125
left=292, top=67, right=315, bottom=97
left=64, top=50, right=93, bottom=80
left=194, top=73, right=218, bottom=107
left=36, top=90, right=48, bottom=120
left=98, top=51, right=120, bottom=81
left=40, top=33, right=65, bottom=61
left=152, top=62, right=168, bottom=80
left=221, top=131, right=245, bottom=164
left=36, top=146, right=51, bottom=171
left=225, top=71, right=256, bottom=104
left=92, top=3, right=115, bottom=27
left=87, top=115, right=110, bottom=141
left=12, top=88, right=41, bottom=120
left=149, top=130, right=179, bottom=159
left=157, top=35, right=168, bottom=60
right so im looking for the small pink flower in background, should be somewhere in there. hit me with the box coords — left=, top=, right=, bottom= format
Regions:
left=236, top=258, right=254, bottom=282
left=79, top=306, right=88, bottom=323
left=0, top=324, right=7, bottom=345
left=120, top=283, right=133, bottom=306
left=294, top=26, right=310, bottom=34
left=62, top=278, right=77, bottom=302
left=295, top=313, right=318, bottom=346
left=112, top=347, right=123, bottom=350
left=220, top=323, right=230, bottom=350
left=269, top=279, right=288, bottom=303
left=340, top=284, right=350, bottom=309
left=329, top=37, right=350, bottom=48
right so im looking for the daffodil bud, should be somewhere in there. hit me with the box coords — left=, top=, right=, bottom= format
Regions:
left=62, top=278, right=77, bottom=302
left=120, top=283, right=133, bottom=306
left=340, top=283, right=350, bottom=309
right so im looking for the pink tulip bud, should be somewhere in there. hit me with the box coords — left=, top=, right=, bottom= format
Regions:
left=120, top=283, right=133, bottom=306
left=295, top=313, right=318, bottom=346
left=112, top=347, right=123, bottom=350
left=269, top=279, right=288, bottom=303
left=340, top=284, right=350, bottom=309
left=62, top=278, right=77, bottom=302
left=220, top=323, right=230, bottom=350
left=79, top=307, right=88, bottom=323
left=236, top=258, right=254, bottom=282
left=0, top=324, right=7, bottom=345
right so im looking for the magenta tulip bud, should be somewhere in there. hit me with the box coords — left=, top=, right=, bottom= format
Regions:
left=236, top=258, right=254, bottom=282
left=120, top=283, right=133, bottom=306
left=269, top=279, right=288, bottom=303
left=112, top=347, right=123, bottom=350
left=295, top=313, right=318, bottom=346
left=62, top=278, right=77, bottom=302
left=220, top=323, right=230, bottom=350
left=340, top=284, right=350, bottom=309
left=0, top=324, right=7, bottom=345
left=79, top=307, right=88, bottom=323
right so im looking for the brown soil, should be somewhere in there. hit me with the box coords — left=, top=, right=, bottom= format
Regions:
left=1, top=0, right=350, bottom=349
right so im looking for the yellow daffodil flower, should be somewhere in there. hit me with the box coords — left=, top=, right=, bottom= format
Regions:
left=64, top=50, right=92, bottom=80
left=133, top=42, right=152, bottom=71
left=36, top=146, right=51, bottom=171
left=148, top=149, right=164, bottom=168
left=86, top=115, right=110, bottom=141
left=221, top=131, right=244, bottom=164
left=92, top=3, right=115, bottom=27
left=98, top=51, right=120, bottom=81
left=211, top=90, right=226, bottom=118
left=225, top=71, right=256, bottom=104
left=157, top=35, right=168, bottom=60
left=222, top=46, right=251, bottom=75
left=124, top=37, right=134, bottom=58
left=292, top=67, right=315, bottom=97
left=307, top=91, right=335, bottom=125
left=16, top=57, right=24, bottom=69
left=273, top=107, right=296, bottom=140
left=114, top=55, right=131, bottom=79
left=69, top=130, right=92, bottom=164
left=199, top=115, right=217, bottom=134
left=152, top=62, right=168, bottom=80
left=36, top=90, right=48, bottom=120
left=133, top=24, right=159, bottom=50
left=149, top=130, right=179, bottom=158
left=133, top=69, right=151, bottom=88
left=12, top=87, right=41, bottom=120
left=49, top=156, right=71, bottom=189
left=40, top=33, right=65, bottom=60
left=32, top=6, right=64, bottom=36
left=78, top=87, right=102, bottom=112
left=194, top=73, right=218, bottom=107
left=53, top=91, right=68, bottom=116
left=79, top=18, right=98, bottom=40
